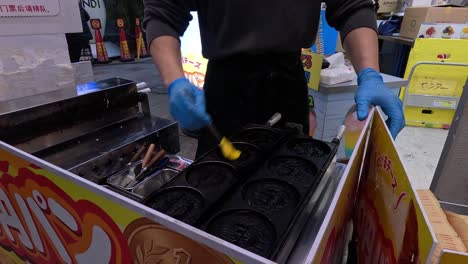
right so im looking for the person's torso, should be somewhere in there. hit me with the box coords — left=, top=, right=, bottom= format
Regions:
left=188, top=0, right=322, bottom=59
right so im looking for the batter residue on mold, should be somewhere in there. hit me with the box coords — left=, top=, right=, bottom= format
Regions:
left=243, top=179, right=300, bottom=212
left=186, top=163, right=234, bottom=189
left=287, top=138, right=331, bottom=157
left=207, top=210, right=276, bottom=257
left=269, top=157, right=317, bottom=187
left=148, top=188, right=204, bottom=225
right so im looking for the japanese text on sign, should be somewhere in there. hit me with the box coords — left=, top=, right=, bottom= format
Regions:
left=182, top=56, right=205, bottom=88
left=182, top=57, right=203, bottom=70
left=376, top=154, right=408, bottom=211
left=0, top=0, right=60, bottom=17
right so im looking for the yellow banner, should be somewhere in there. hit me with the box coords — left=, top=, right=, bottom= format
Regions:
left=439, top=250, right=468, bottom=264
left=301, top=50, right=323, bottom=91
left=311, top=109, right=373, bottom=264
left=354, top=110, right=436, bottom=263
left=182, top=53, right=208, bottom=89
left=0, top=148, right=234, bottom=264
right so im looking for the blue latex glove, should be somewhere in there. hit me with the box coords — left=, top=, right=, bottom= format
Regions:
left=356, top=68, right=405, bottom=138
left=168, top=78, right=211, bottom=130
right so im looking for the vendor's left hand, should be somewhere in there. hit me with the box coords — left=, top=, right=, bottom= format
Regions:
left=355, top=68, right=405, bottom=139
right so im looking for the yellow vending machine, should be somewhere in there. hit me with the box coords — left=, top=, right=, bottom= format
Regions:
left=401, top=39, right=468, bottom=128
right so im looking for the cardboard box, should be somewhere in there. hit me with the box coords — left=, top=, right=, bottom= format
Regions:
left=400, top=6, right=468, bottom=39
left=417, top=23, right=468, bottom=39
left=378, top=0, right=399, bottom=14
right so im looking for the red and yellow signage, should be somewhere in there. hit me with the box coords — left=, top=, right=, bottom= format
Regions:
left=0, top=151, right=132, bottom=263
left=0, top=109, right=442, bottom=264
left=90, top=19, right=110, bottom=64
left=182, top=54, right=207, bottom=89
left=0, top=167, right=130, bottom=263
left=0, top=148, right=235, bottom=264
left=301, top=49, right=323, bottom=91
left=309, top=109, right=373, bottom=264
left=135, top=17, right=149, bottom=59
left=116, top=18, right=133, bottom=62
left=354, top=110, right=436, bottom=264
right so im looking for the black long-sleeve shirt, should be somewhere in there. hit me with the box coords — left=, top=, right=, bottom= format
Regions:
left=143, top=0, right=377, bottom=60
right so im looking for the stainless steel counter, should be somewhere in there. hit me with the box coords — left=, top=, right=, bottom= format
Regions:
left=0, top=78, right=134, bottom=115
left=378, top=35, right=415, bottom=47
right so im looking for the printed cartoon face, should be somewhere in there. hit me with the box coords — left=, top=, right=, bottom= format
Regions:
left=90, top=19, right=102, bottom=29
left=116, top=18, right=125, bottom=28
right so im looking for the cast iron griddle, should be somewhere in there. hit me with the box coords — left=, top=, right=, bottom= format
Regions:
left=199, top=135, right=337, bottom=260
left=143, top=161, right=238, bottom=226
left=186, top=162, right=235, bottom=189
left=286, top=138, right=331, bottom=158
left=147, top=187, right=204, bottom=225
left=268, top=156, right=318, bottom=187
left=242, top=179, right=300, bottom=212
left=143, top=129, right=338, bottom=261
left=206, top=210, right=277, bottom=257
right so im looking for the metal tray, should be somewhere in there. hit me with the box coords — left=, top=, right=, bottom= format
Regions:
left=132, top=168, right=180, bottom=198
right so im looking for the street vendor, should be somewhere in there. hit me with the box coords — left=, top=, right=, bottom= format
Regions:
left=143, top=0, right=405, bottom=158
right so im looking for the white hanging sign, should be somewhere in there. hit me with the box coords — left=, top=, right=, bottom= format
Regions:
left=0, top=0, right=60, bottom=17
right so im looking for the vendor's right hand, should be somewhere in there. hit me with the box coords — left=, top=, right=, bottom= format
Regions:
left=168, top=78, right=211, bottom=131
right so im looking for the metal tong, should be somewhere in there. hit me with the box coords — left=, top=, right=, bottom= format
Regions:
left=124, top=144, right=167, bottom=188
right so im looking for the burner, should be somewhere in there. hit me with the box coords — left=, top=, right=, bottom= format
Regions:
left=146, top=187, right=204, bottom=225
left=286, top=138, right=331, bottom=158
left=185, top=162, right=235, bottom=190
left=206, top=210, right=276, bottom=257
left=243, top=179, right=300, bottom=213
left=231, top=128, right=278, bottom=148
left=203, top=143, right=260, bottom=169
left=268, top=156, right=317, bottom=187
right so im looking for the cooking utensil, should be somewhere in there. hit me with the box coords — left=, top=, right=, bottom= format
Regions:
left=132, top=168, right=178, bottom=198
left=125, top=149, right=167, bottom=188
left=142, top=144, right=156, bottom=168
left=136, top=149, right=167, bottom=181
left=122, top=143, right=155, bottom=183
left=266, top=113, right=282, bottom=127
left=208, top=125, right=241, bottom=161
left=106, top=160, right=143, bottom=190
left=127, top=145, right=146, bottom=166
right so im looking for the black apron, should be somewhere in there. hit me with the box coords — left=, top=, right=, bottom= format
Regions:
left=196, top=51, right=309, bottom=158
